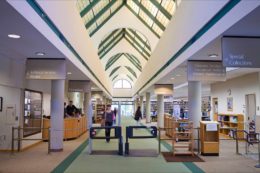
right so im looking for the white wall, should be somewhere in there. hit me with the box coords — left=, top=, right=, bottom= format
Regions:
left=0, top=56, right=52, bottom=150
left=211, top=73, right=260, bottom=125
left=112, top=88, right=133, bottom=98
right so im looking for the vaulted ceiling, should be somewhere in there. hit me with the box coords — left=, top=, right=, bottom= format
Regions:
left=76, top=0, right=180, bottom=86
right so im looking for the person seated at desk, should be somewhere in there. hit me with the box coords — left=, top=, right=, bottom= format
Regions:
left=66, top=101, right=78, bottom=117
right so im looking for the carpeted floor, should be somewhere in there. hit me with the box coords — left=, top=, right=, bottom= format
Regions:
left=51, top=116, right=204, bottom=173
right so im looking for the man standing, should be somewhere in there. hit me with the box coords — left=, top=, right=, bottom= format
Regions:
left=66, top=101, right=78, bottom=117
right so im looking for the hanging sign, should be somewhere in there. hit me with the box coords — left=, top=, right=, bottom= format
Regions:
left=154, top=84, right=173, bottom=95
left=187, top=61, right=226, bottom=81
left=68, top=80, right=91, bottom=93
left=26, top=58, right=66, bottom=80
left=222, top=37, right=260, bottom=67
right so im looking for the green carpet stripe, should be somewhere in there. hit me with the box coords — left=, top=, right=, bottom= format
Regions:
left=183, top=163, right=205, bottom=173
left=51, top=139, right=89, bottom=173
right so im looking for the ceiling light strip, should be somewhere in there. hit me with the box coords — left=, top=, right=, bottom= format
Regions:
left=134, top=0, right=241, bottom=96
left=26, top=0, right=112, bottom=97
left=85, top=0, right=117, bottom=29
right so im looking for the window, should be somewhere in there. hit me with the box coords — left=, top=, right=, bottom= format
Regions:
left=113, top=79, right=132, bottom=89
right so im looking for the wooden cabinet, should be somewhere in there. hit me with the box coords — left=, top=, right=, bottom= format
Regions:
left=214, top=114, right=244, bottom=138
left=200, top=121, right=219, bottom=155
left=42, top=116, right=87, bottom=140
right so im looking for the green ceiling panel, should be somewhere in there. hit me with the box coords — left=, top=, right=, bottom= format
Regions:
left=127, top=74, right=133, bottom=81
left=99, top=35, right=124, bottom=59
left=77, top=0, right=177, bottom=38
left=125, top=66, right=137, bottom=78
left=99, top=28, right=151, bottom=60
left=105, top=53, right=142, bottom=72
left=112, top=74, right=119, bottom=81
left=109, top=66, right=121, bottom=77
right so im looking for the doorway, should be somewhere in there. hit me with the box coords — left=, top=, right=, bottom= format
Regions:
left=245, top=94, right=256, bottom=122
left=112, top=101, right=134, bottom=116
left=212, top=98, right=218, bottom=121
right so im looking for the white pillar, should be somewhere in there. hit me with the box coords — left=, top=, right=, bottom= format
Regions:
left=188, top=81, right=201, bottom=149
left=50, top=80, right=65, bottom=151
left=188, top=81, right=202, bottom=128
left=140, top=96, right=144, bottom=118
left=84, top=92, right=93, bottom=154
left=146, top=92, right=151, bottom=123
left=157, top=94, right=164, bottom=128
left=118, top=101, right=121, bottom=126
left=134, top=99, right=138, bottom=113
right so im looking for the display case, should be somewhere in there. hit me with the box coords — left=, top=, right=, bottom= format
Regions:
left=200, top=121, right=219, bottom=155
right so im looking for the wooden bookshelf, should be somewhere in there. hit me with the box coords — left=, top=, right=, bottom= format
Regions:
left=172, top=120, right=194, bottom=156
left=200, top=121, right=219, bottom=155
left=214, top=113, right=244, bottom=138
left=96, top=104, right=105, bottom=123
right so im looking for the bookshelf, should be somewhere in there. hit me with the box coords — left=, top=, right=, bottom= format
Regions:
left=96, top=104, right=105, bottom=123
left=214, top=113, right=244, bottom=138
left=172, top=120, right=194, bottom=156
left=200, top=121, right=219, bottom=155
left=164, top=102, right=173, bottom=115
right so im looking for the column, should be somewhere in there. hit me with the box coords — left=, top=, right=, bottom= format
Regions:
left=84, top=92, right=93, bottom=154
left=188, top=81, right=202, bottom=128
left=188, top=81, right=201, bottom=149
left=50, top=80, right=65, bottom=151
left=134, top=99, right=138, bottom=112
left=118, top=101, right=121, bottom=126
left=146, top=92, right=151, bottom=123
left=140, top=96, right=144, bottom=118
left=157, top=94, right=164, bottom=128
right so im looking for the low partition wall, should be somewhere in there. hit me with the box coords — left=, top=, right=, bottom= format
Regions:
left=42, top=116, right=87, bottom=140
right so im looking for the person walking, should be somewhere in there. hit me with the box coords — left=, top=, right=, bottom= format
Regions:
left=113, top=107, right=117, bottom=125
left=134, top=106, right=142, bottom=125
left=104, top=106, right=114, bottom=143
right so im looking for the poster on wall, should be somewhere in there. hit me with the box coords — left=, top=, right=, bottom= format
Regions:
left=227, top=97, right=233, bottom=111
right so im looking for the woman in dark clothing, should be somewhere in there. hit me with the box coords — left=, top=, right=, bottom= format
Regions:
left=134, top=106, right=142, bottom=125
left=105, top=106, right=114, bottom=143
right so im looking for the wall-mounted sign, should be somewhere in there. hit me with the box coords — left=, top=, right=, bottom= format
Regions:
left=26, top=59, right=66, bottom=80
left=154, top=84, right=173, bottom=95
left=187, top=61, right=226, bottom=81
left=68, top=80, right=91, bottom=93
left=222, top=37, right=260, bottom=67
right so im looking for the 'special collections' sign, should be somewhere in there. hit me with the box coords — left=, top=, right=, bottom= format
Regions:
left=26, top=59, right=66, bottom=80
left=222, top=37, right=260, bottom=67
left=187, top=61, right=226, bottom=81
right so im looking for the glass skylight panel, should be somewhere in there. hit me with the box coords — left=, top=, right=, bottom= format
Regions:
left=157, top=11, right=169, bottom=26
left=97, top=10, right=110, bottom=25
left=122, top=80, right=132, bottom=88
left=142, top=1, right=157, bottom=17
left=113, top=80, right=123, bottom=88
left=152, top=24, right=163, bottom=36
left=76, top=0, right=89, bottom=12
left=82, top=12, right=94, bottom=25
left=139, top=11, right=153, bottom=27
left=93, top=1, right=108, bottom=13
left=88, top=24, right=97, bottom=35
left=111, top=0, right=122, bottom=11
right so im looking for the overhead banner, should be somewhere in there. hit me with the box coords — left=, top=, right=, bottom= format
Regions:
left=68, top=80, right=91, bottom=93
left=26, top=59, right=66, bottom=80
left=154, top=84, right=173, bottom=95
left=222, top=37, right=260, bottom=67
left=187, top=61, right=226, bottom=81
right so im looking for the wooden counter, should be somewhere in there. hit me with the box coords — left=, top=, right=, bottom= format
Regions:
left=42, top=116, right=87, bottom=140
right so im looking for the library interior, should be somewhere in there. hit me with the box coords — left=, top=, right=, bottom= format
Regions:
left=1, top=0, right=260, bottom=173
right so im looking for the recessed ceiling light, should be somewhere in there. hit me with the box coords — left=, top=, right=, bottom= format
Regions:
left=35, top=52, right=45, bottom=56
left=208, top=54, right=218, bottom=58
left=8, top=34, right=21, bottom=39
left=67, top=72, right=72, bottom=75
left=171, top=77, right=175, bottom=80
left=176, top=74, right=181, bottom=77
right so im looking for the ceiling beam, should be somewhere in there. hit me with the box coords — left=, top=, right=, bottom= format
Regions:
left=90, top=2, right=124, bottom=37
left=127, top=74, right=133, bottom=81
left=150, top=0, right=172, bottom=20
left=99, top=35, right=124, bottom=59
left=112, top=74, right=119, bottom=81
left=85, top=0, right=117, bottom=29
left=124, top=53, right=142, bottom=71
left=109, top=66, right=121, bottom=77
left=105, top=53, right=124, bottom=70
left=80, top=0, right=100, bottom=17
left=132, top=0, right=165, bottom=31
left=124, top=36, right=148, bottom=61
left=126, top=4, right=160, bottom=38
left=125, top=66, right=137, bottom=78
left=128, top=29, right=151, bottom=51
left=99, top=29, right=119, bottom=49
